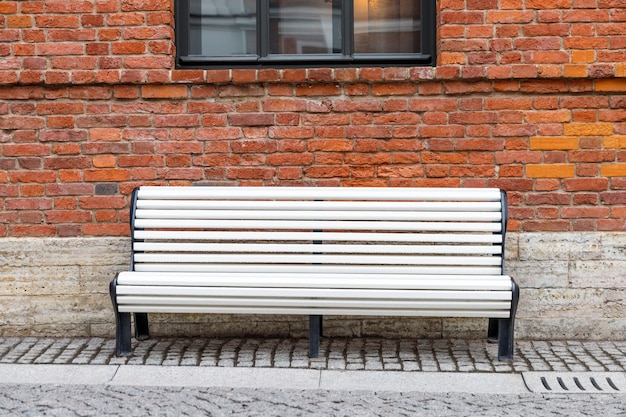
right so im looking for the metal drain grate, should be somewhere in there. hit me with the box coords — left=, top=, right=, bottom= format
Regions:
left=523, top=372, right=626, bottom=394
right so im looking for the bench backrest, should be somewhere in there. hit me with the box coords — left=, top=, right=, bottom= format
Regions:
left=130, top=186, right=508, bottom=277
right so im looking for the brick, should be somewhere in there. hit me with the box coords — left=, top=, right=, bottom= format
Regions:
left=269, top=127, right=314, bottom=139
left=371, top=83, right=416, bottom=96
left=527, top=164, right=575, bottom=178
left=0, top=2, right=18, bottom=13
left=563, top=123, right=613, bottom=136
left=48, top=29, right=97, bottom=42
left=229, top=113, right=274, bottom=127
left=84, top=169, right=130, bottom=182
left=125, top=56, right=173, bottom=69
left=82, top=224, right=129, bottom=236
left=563, top=178, right=609, bottom=191
left=305, top=166, right=350, bottom=178
left=296, top=84, right=341, bottom=96
left=223, top=167, right=273, bottom=180
left=530, top=137, right=579, bottom=150
left=121, top=0, right=171, bottom=12
left=123, top=26, right=173, bottom=40
left=440, top=11, right=484, bottom=25
left=3, top=144, right=50, bottom=157
left=118, top=155, right=164, bottom=167
left=6, top=198, right=53, bottom=210
left=596, top=79, right=626, bottom=92
left=600, top=191, right=626, bottom=204
left=107, top=13, right=145, bottom=26
left=111, top=41, right=146, bottom=55
left=153, top=115, right=199, bottom=128
left=569, top=150, right=615, bottom=163
left=8, top=15, right=33, bottom=28
left=37, top=102, right=84, bottom=115
left=9, top=225, right=56, bottom=237
left=379, top=166, right=425, bottom=178
left=263, top=98, right=307, bottom=112
left=90, top=128, right=122, bottom=141
left=82, top=15, right=105, bottom=27
left=172, top=70, right=204, bottom=83
left=267, top=153, right=313, bottom=166
left=92, top=155, right=116, bottom=168
left=44, top=156, right=90, bottom=170
left=307, top=139, right=352, bottom=153
left=487, top=10, right=534, bottom=23
left=46, top=210, right=92, bottom=223
left=602, top=164, right=626, bottom=177
left=79, top=196, right=126, bottom=209
left=604, top=136, right=626, bottom=148
left=0, top=116, right=45, bottom=130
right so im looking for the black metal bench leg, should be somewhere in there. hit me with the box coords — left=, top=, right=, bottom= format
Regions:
left=116, top=312, right=132, bottom=356
left=487, top=318, right=499, bottom=343
left=309, top=315, right=322, bottom=358
left=497, top=281, right=520, bottom=361
left=110, top=278, right=132, bottom=356
left=134, top=313, right=150, bottom=341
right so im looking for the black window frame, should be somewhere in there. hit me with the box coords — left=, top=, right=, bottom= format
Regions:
left=175, top=0, right=436, bottom=69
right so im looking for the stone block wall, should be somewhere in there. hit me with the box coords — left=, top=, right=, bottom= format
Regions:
left=1, top=233, right=624, bottom=340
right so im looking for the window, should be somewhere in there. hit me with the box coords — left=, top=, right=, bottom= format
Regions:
left=176, top=0, right=436, bottom=68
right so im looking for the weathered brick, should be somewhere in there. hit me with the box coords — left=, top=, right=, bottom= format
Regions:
left=596, top=79, right=626, bottom=92
left=530, top=137, right=579, bottom=150
left=564, top=123, right=613, bottom=136
left=121, top=0, right=171, bottom=12
left=527, top=164, right=576, bottom=178
left=602, top=164, right=626, bottom=177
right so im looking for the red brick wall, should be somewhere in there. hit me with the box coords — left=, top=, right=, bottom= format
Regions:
left=1, top=0, right=626, bottom=237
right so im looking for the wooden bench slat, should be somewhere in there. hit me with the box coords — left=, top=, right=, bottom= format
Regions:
left=134, top=219, right=503, bottom=232
left=132, top=264, right=504, bottom=275
left=136, top=200, right=503, bottom=212
left=116, top=286, right=512, bottom=300
left=133, top=253, right=503, bottom=267
left=117, top=296, right=512, bottom=311
left=133, top=242, right=503, bottom=255
left=116, top=272, right=513, bottom=290
left=134, top=230, right=504, bottom=244
left=137, top=186, right=503, bottom=201
left=117, top=305, right=512, bottom=318
left=135, top=209, right=502, bottom=222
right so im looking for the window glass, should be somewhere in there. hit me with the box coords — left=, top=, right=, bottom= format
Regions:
left=177, top=0, right=435, bottom=67
left=354, top=0, right=421, bottom=54
left=189, top=0, right=257, bottom=56
left=269, top=0, right=341, bottom=55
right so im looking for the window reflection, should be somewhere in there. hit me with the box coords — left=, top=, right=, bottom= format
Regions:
left=269, top=0, right=341, bottom=55
left=189, top=0, right=257, bottom=56
left=188, top=0, right=423, bottom=58
left=354, top=0, right=421, bottom=54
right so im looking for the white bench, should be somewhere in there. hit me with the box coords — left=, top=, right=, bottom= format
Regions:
left=110, top=186, right=519, bottom=360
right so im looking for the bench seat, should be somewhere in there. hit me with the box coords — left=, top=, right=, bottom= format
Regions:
left=110, top=186, right=519, bottom=360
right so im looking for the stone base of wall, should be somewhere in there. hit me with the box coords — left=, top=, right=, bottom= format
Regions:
left=2, top=233, right=625, bottom=340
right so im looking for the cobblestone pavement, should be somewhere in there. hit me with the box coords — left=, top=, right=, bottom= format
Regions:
left=2, top=337, right=626, bottom=372
left=2, top=337, right=626, bottom=416
left=1, top=384, right=626, bottom=417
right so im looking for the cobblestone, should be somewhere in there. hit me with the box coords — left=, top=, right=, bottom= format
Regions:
left=1, top=337, right=626, bottom=373
left=2, top=384, right=626, bottom=417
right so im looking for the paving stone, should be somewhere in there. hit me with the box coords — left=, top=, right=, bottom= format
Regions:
left=2, top=337, right=626, bottom=373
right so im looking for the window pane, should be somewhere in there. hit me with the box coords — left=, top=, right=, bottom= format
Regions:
left=269, top=0, right=340, bottom=54
left=354, top=0, right=421, bottom=54
left=189, top=0, right=257, bottom=56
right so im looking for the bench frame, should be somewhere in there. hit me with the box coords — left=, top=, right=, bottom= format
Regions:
left=110, top=186, right=520, bottom=360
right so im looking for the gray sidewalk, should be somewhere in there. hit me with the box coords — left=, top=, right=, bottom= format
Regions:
left=3, top=337, right=626, bottom=417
